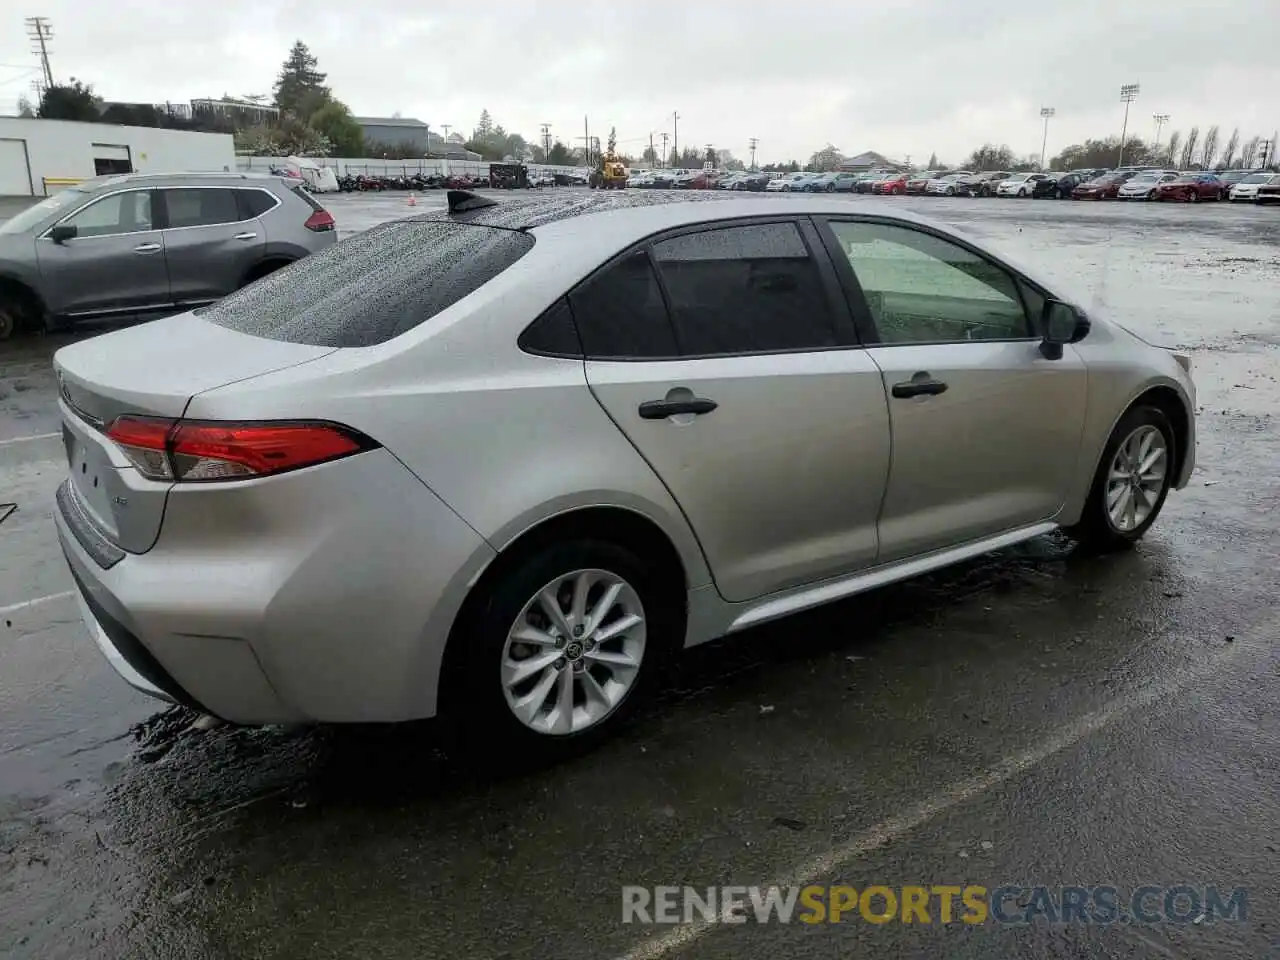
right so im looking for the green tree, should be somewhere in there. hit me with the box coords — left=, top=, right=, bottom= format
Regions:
left=608, top=127, right=618, bottom=156
left=38, top=79, right=100, bottom=121
left=704, top=145, right=717, bottom=166
left=964, top=143, right=1015, bottom=171
left=309, top=100, right=364, bottom=156
left=927, top=152, right=939, bottom=168
left=476, top=109, right=494, bottom=139
left=273, top=41, right=330, bottom=117
left=808, top=143, right=843, bottom=170
left=16, top=94, right=34, bottom=118
left=547, top=140, right=572, bottom=165
left=641, top=145, right=657, bottom=164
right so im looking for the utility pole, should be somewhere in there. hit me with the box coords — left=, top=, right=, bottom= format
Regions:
left=1260, top=138, right=1274, bottom=169
left=441, top=124, right=451, bottom=143
left=649, top=132, right=655, bottom=166
left=748, top=137, right=759, bottom=171
left=705, top=143, right=713, bottom=170
left=25, top=17, right=54, bottom=89
left=584, top=115, right=590, bottom=166
left=540, top=123, right=552, bottom=159
left=1152, top=114, right=1170, bottom=157
left=660, top=132, right=669, bottom=168
left=1039, top=107, right=1055, bottom=170
left=672, top=111, right=679, bottom=166
left=1117, top=83, right=1140, bottom=167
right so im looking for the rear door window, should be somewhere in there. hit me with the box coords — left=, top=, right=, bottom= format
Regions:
left=650, top=221, right=837, bottom=356
left=199, top=220, right=535, bottom=347
left=163, top=188, right=242, bottom=228
left=568, top=250, right=678, bottom=359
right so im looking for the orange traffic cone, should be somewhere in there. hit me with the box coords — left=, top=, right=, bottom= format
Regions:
left=407, top=192, right=417, bottom=206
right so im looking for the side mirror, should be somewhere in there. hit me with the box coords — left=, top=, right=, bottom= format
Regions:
left=1040, top=300, right=1089, bottom=359
left=49, top=224, right=77, bottom=244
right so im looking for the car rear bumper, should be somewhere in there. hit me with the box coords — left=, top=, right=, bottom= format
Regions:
left=56, top=447, right=495, bottom=725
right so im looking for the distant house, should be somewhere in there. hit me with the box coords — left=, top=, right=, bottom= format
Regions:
left=354, top=117, right=480, bottom=160
left=355, top=116, right=431, bottom=152
left=837, top=151, right=906, bottom=172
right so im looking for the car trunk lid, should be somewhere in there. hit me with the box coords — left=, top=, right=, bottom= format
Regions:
left=54, top=312, right=335, bottom=554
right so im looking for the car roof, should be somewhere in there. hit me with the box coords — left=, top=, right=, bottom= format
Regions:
left=82, top=171, right=288, bottom=191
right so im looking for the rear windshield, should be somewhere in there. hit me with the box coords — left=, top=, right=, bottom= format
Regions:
left=198, top=220, right=534, bottom=347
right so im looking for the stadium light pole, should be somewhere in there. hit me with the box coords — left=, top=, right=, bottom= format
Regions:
left=1039, top=107, right=1055, bottom=170
left=1117, top=84, right=1140, bottom=167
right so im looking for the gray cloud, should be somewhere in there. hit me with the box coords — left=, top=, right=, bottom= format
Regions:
left=3, top=0, right=1277, bottom=164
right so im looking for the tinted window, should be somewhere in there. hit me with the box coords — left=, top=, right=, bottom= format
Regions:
left=568, top=250, right=678, bottom=359
left=199, top=220, right=535, bottom=347
left=237, top=189, right=278, bottom=218
left=830, top=221, right=1031, bottom=344
left=651, top=222, right=836, bottom=356
left=65, top=190, right=152, bottom=237
left=519, top=298, right=583, bottom=357
left=163, top=188, right=241, bottom=228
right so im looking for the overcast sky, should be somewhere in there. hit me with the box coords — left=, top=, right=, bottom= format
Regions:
left=3, top=0, right=1277, bottom=165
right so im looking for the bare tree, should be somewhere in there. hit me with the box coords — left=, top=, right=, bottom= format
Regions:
left=1164, top=130, right=1182, bottom=167
left=1220, top=128, right=1240, bottom=169
left=1240, top=135, right=1261, bottom=168
left=1180, top=126, right=1200, bottom=169
left=1200, top=125, right=1220, bottom=170
left=1270, top=131, right=1279, bottom=169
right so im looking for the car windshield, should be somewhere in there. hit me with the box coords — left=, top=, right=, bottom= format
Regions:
left=1241, top=173, right=1271, bottom=183
left=0, top=189, right=89, bottom=235
left=1129, top=173, right=1160, bottom=183
left=1008, top=174, right=1031, bottom=182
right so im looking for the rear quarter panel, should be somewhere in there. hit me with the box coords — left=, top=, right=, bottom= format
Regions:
left=183, top=237, right=713, bottom=594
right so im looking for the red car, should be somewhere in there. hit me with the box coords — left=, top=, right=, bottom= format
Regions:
left=873, top=173, right=908, bottom=195
left=1153, top=173, right=1227, bottom=202
left=1071, top=171, right=1136, bottom=200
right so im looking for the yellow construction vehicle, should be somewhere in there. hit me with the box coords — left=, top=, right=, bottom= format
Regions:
left=589, top=127, right=628, bottom=189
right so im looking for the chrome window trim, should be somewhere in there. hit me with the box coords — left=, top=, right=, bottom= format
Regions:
left=39, top=184, right=282, bottom=242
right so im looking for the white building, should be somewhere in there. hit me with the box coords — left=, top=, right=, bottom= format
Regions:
left=0, top=118, right=236, bottom=197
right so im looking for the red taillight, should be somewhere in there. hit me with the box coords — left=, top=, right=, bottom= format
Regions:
left=105, top=416, right=373, bottom=482
left=304, top=210, right=335, bottom=232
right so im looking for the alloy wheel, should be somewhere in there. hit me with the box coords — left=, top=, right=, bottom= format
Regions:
left=0, top=308, right=14, bottom=341
left=1105, top=426, right=1168, bottom=533
left=500, top=568, right=647, bottom=736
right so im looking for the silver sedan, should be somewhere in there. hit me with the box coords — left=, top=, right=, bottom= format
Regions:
left=54, top=192, right=1195, bottom=758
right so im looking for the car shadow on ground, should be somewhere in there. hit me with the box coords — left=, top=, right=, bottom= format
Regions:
left=119, top=530, right=1160, bottom=811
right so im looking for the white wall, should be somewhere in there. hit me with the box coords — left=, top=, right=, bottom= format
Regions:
left=236, top=155, right=589, bottom=180
left=0, top=118, right=236, bottom=196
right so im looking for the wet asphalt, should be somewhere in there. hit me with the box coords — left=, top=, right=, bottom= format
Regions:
left=2, top=191, right=1280, bottom=960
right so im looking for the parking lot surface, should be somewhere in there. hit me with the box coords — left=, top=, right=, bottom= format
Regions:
left=2, top=192, right=1279, bottom=959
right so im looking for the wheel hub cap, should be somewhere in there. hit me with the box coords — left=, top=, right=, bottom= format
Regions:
left=501, top=568, right=647, bottom=736
left=1105, top=425, right=1168, bottom=532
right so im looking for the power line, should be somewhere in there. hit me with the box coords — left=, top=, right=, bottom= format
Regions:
left=24, top=17, right=54, bottom=89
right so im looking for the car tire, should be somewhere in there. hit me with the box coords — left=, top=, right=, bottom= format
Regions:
left=1017, top=188, right=1027, bottom=198
left=0, top=288, right=41, bottom=341
left=1064, top=404, right=1176, bottom=553
left=1188, top=190, right=1199, bottom=203
left=441, top=538, right=681, bottom=765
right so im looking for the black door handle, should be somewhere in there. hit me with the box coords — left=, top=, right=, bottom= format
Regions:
left=638, top=397, right=718, bottom=419
left=891, top=375, right=949, bottom=399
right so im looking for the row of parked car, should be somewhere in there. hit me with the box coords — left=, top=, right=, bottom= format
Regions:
left=624, top=165, right=1280, bottom=204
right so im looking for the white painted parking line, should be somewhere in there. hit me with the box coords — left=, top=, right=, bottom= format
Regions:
left=612, top=617, right=1270, bottom=960
left=0, top=431, right=60, bottom=449
left=0, top=591, right=75, bottom=617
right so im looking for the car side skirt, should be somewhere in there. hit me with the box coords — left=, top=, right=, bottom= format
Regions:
left=685, top=521, right=1058, bottom=644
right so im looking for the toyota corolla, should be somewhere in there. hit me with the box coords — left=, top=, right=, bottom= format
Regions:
left=54, top=191, right=1196, bottom=758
